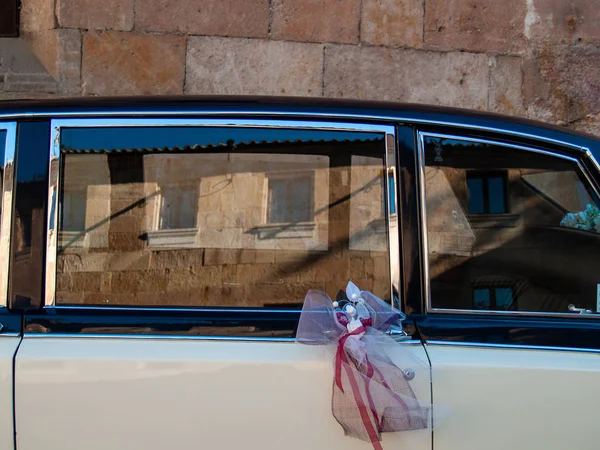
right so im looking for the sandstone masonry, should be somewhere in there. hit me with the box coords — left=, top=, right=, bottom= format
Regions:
left=2, top=0, right=600, bottom=135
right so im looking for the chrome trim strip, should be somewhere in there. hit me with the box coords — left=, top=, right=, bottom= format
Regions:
left=0, top=123, right=16, bottom=308
left=427, top=307, right=600, bottom=319
left=0, top=108, right=588, bottom=152
left=49, top=117, right=395, bottom=133
left=426, top=340, right=600, bottom=354
left=0, top=333, right=21, bottom=338
left=46, top=305, right=303, bottom=313
left=44, top=126, right=60, bottom=306
left=24, top=332, right=297, bottom=342
left=46, top=118, right=395, bottom=307
left=385, top=133, right=401, bottom=307
left=23, top=332, right=423, bottom=343
left=418, top=131, right=600, bottom=318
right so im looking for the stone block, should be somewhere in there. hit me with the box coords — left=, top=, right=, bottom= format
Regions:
left=524, top=0, right=600, bottom=43
left=57, top=0, right=134, bottom=31
left=105, top=251, right=151, bottom=271
left=571, top=113, right=600, bottom=138
left=185, top=37, right=323, bottom=96
left=203, top=286, right=245, bottom=307
left=489, top=56, right=525, bottom=117
left=324, top=45, right=489, bottom=110
left=167, top=266, right=223, bottom=291
left=20, top=0, right=54, bottom=32
left=150, top=249, right=205, bottom=270
left=424, top=0, right=526, bottom=53
left=136, top=0, right=268, bottom=38
left=204, top=248, right=244, bottom=266
left=361, top=0, right=423, bottom=48
left=60, top=253, right=107, bottom=272
left=0, top=37, right=57, bottom=92
left=523, top=45, right=600, bottom=123
left=271, top=0, right=360, bottom=44
left=71, top=272, right=103, bottom=292
left=111, top=270, right=169, bottom=294
left=108, top=232, right=145, bottom=251
left=82, top=31, right=185, bottom=95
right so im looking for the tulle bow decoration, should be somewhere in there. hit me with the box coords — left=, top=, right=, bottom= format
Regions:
left=297, top=282, right=429, bottom=450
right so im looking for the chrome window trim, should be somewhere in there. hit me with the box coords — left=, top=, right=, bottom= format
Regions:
left=46, top=118, right=400, bottom=311
left=0, top=108, right=590, bottom=152
left=0, top=333, right=20, bottom=338
left=426, top=340, right=600, bottom=354
left=418, top=131, right=600, bottom=319
left=22, top=332, right=424, bottom=343
left=24, top=333, right=297, bottom=342
left=0, top=123, right=16, bottom=308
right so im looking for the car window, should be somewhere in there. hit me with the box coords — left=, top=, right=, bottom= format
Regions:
left=54, top=126, right=391, bottom=308
left=423, top=134, right=600, bottom=315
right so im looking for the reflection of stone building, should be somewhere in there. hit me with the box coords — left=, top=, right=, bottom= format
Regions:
left=56, top=140, right=391, bottom=307
left=426, top=141, right=600, bottom=313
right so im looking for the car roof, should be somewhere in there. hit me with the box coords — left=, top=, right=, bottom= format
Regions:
left=1, top=95, right=599, bottom=152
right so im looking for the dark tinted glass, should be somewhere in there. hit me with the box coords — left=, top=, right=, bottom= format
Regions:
left=488, top=177, right=506, bottom=214
left=9, top=122, right=50, bottom=309
left=467, top=177, right=484, bottom=213
left=424, top=136, right=600, bottom=314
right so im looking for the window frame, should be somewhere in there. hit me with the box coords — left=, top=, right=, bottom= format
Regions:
left=0, top=0, right=19, bottom=37
left=417, top=131, right=600, bottom=319
left=0, top=122, right=16, bottom=308
left=45, top=118, right=400, bottom=315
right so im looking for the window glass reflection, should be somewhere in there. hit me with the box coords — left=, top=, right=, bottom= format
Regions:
left=424, top=136, right=600, bottom=314
left=56, top=127, right=391, bottom=308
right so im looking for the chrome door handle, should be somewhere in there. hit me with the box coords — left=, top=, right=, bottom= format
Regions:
left=386, top=325, right=411, bottom=342
left=568, top=304, right=593, bottom=314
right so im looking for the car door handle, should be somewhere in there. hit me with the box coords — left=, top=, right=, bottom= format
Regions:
left=568, top=304, right=593, bottom=314
left=386, top=325, right=411, bottom=341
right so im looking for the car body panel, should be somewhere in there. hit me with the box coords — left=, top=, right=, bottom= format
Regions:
left=0, top=336, right=19, bottom=450
left=16, top=337, right=431, bottom=450
left=427, top=343, right=600, bottom=450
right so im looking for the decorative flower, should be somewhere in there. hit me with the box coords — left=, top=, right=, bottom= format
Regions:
left=561, top=204, right=600, bottom=233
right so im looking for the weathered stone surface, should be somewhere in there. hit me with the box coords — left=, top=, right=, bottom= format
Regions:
left=23, top=29, right=83, bottom=94
left=57, top=0, right=134, bottom=31
left=489, top=56, right=525, bottom=117
left=136, top=0, right=268, bottom=38
left=272, top=0, right=360, bottom=44
left=20, top=0, right=54, bottom=32
left=185, top=37, right=323, bottom=96
left=524, top=0, right=600, bottom=43
left=361, top=0, right=423, bottom=48
left=424, top=0, right=526, bottom=53
left=0, top=38, right=57, bottom=94
left=82, top=31, right=185, bottom=95
left=523, top=45, right=600, bottom=123
left=324, top=45, right=489, bottom=109
left=571, top=113, right=600, bottom=138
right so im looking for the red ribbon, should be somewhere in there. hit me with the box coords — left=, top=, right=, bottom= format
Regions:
left=334, top=325, right=422, bottom=449
left=334, top=326, right=383, bottom=450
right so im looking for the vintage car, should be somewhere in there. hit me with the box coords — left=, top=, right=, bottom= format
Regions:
left=0, top=96, right=598, bottom=450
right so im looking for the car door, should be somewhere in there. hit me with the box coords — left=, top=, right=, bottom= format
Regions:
left=14, top=117, right=432, bottom=450
left=416, top=130, right=600, bottom=450
left=0, top=121, right=19, bottom=450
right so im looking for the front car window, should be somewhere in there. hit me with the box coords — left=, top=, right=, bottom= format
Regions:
left=55, top=126, right=391, bottom=308
left=423, top=135, right=600, bottom=315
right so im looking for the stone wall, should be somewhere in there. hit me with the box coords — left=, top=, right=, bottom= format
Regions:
left=0, top=0, right=597, bottom=136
